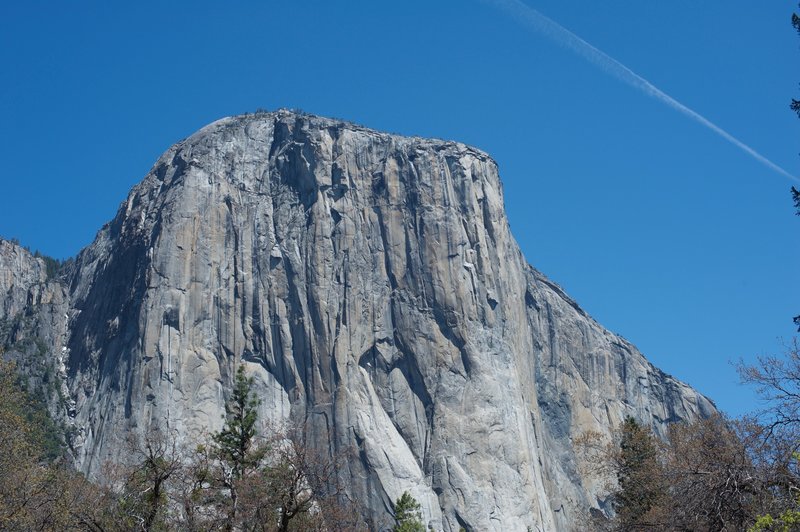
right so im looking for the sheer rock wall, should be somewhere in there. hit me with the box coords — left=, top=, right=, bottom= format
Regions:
left=0, top=111, right=714, bottom=531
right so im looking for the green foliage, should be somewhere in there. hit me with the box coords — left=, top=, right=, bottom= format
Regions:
left=393, top=491, right=425, bottom=532
left=613, top=417, right=663, bottom=530
left=0, top=315, right=66, bottom=459
left=750, top=508, right=800, bottom=532
left=749, top=453, right=800, bottom=532
left=0, top=239, right=70, bottom=281
left=0, top=360, right=64, bottom=461
left=32, top=250, right=64, bottom=280
left=750, top=488, right=800, bottom=532
left=0, top=360, right=87, bottom=529
left=212, top=365, right=265, bottom=480
left=0, top=356, right=355, bottom=530
left=21, top=391, right=65, bottom=461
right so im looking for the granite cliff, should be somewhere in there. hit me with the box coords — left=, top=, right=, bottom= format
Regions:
left=0, top=110, right=714, bottom=531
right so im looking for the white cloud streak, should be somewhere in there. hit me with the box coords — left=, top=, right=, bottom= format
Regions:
left=486, top=0, right=799, bottom=183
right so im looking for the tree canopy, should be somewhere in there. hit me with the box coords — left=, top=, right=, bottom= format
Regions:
left=392, top=491, right=426, bottom=532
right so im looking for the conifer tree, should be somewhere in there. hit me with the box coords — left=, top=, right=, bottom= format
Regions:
left=212, top=365, right=266, bottom=529
left=393, top=491, right=426, bottom=532
left=792, top=6, right=800, bottom=118
left=213, top=365, right=264, bottom=480
left=613, top=417, right=664, bottom=531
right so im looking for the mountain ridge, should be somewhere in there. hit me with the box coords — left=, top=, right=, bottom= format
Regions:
left=0, top=110, right=715, bottom=530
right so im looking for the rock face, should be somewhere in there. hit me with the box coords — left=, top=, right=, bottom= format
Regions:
left=0, top=110, right=714, bottom=531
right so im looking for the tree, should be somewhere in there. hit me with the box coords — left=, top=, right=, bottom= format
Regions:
left=117, top=430, right=184, bottom=531
left=737, top=339, right=800, bottom=446
left=392, top=491, right=425, bottom=532
left=574, top=419, right=665, bottom=530
left=211, top=365, right=267, bottom=529
left=176, top=365, right=360, bottom=531
left=663, top=415, right=763, bottom=531
left=264, top=426, right=332, bottom=531
left=793, top=178, right=800, bottom=329
left=793, top=4, right=800, bottom=331
left=235, top=421, right=361, bottom=532
left=0, top=356, right=361, bottom=531
left=744, top=10, right=800, bottom=527
left=172, top=442, right=228, bottom=531
left=792, top=6, right=800, bottom=119
left=0, top=360, right=113, bottom=530
left=578, top=415, right=775, bottom=531
left=750, top=490, right=800, bottom=532
left=737, top=341, right=800, bottom=529
left=612, top=417, right=665, bottom=531
left=214, top=365, right=265, bottom=481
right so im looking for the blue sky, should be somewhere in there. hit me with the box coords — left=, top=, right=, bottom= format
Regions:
left=1, top=1, right=797, bottom=417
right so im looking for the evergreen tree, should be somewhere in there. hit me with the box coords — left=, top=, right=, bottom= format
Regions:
left=213, top=365, right=264, bottom=480
left=613, top=417, right=664, bottom=531
left=212, top=365, right=266, bottom=529
left=393, top=491, right=426, bottom=532
left=792, top=6, right=800, bottom=118
left=793, top=4, right=800, bottom=331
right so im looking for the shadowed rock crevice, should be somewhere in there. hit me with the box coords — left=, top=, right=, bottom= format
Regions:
left=0, top=110, right=716, bottom=531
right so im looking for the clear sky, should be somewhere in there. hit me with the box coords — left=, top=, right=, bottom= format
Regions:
left=1, top=1, right=797, bottom=417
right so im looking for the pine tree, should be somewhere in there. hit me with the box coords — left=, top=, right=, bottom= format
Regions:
left=792, top=7, right=800, bottom=118
left=613, top=417, right=664, bottom=531
left=212, top=365, right=266, bottom=529
left=213, top=365, right=264, bottom=480
left=393, top=491, right=426, bottom=532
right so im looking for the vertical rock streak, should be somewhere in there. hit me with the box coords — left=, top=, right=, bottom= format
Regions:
left=0, top=111, right=714, bottom=531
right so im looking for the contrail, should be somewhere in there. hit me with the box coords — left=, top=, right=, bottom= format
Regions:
left=485, top=0, right=799, bottom=183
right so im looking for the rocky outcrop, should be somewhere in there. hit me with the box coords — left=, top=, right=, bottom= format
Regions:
left=0, top=240, right=71, bottom=418
left=0, top=110, right=714, bottom=531
left=0, top=239, right=50, bottom=318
